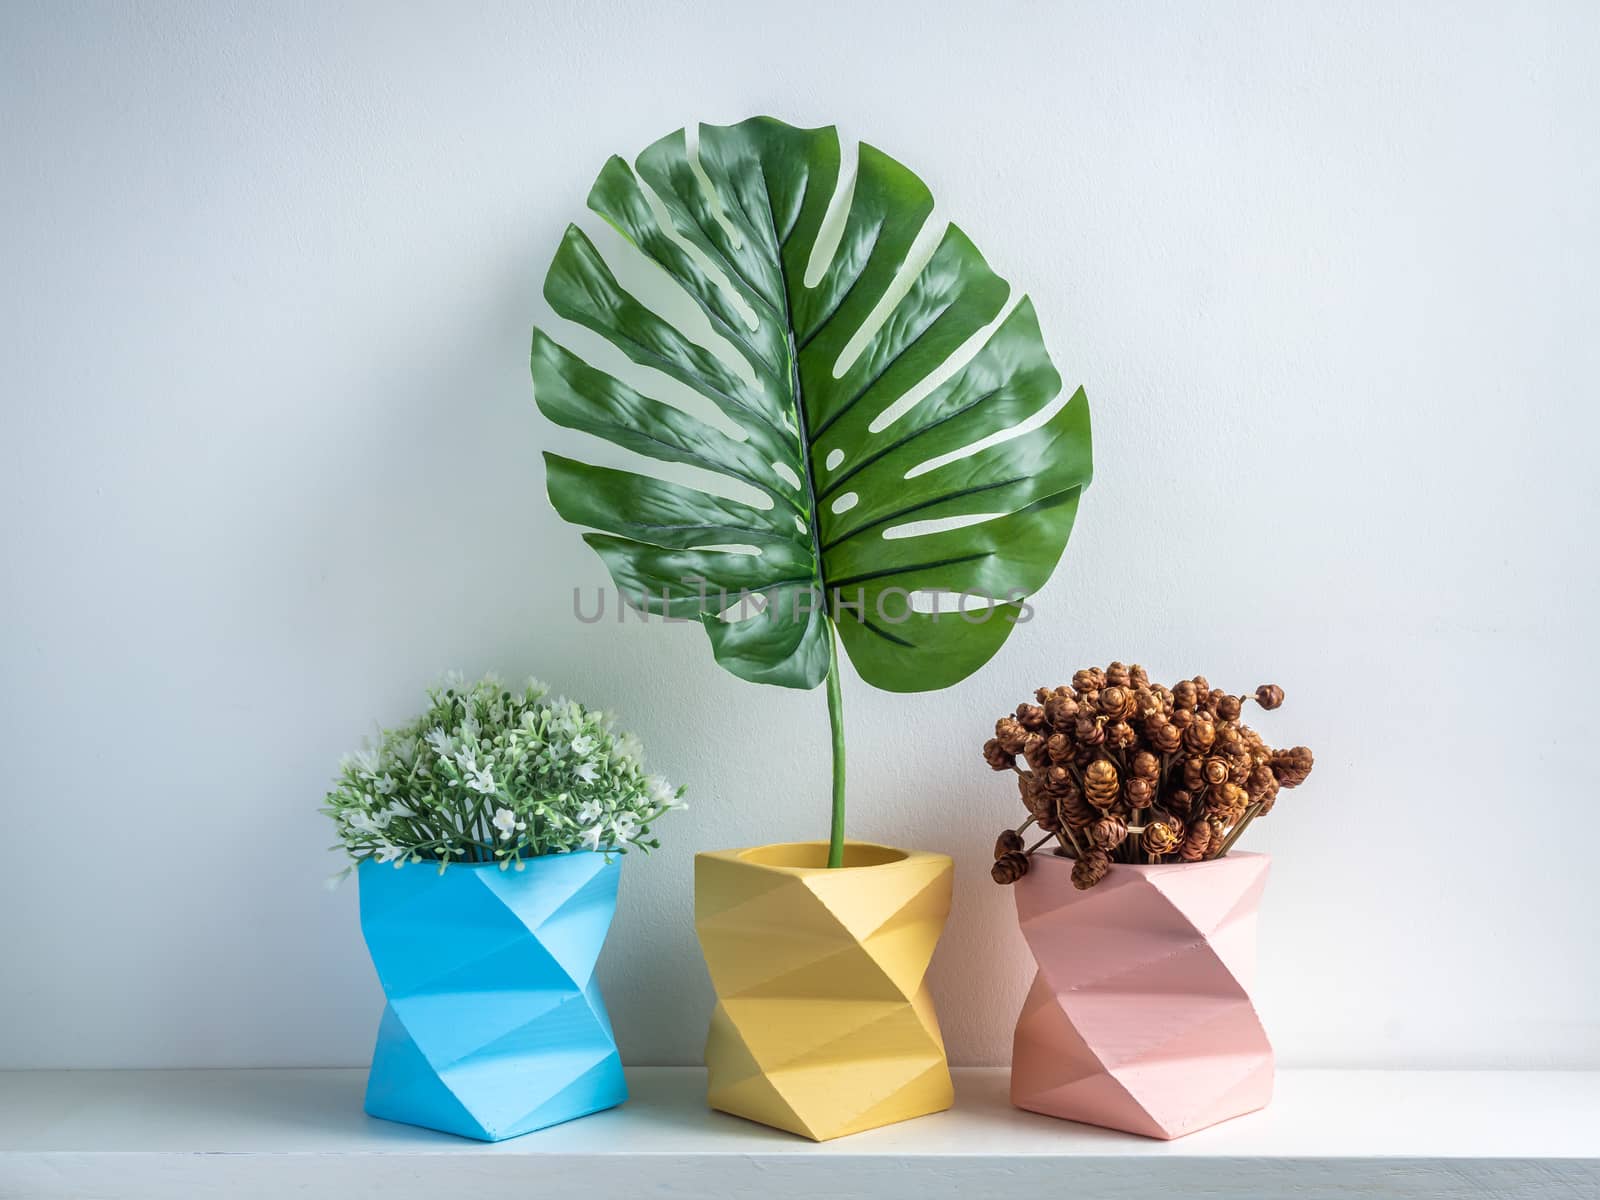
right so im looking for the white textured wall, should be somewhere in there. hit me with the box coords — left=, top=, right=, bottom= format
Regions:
left=3, top=0, right=1597, bottom=1071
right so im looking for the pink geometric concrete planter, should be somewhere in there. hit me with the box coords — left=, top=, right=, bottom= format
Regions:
left=1010, top=850, right=1273, bottom=1140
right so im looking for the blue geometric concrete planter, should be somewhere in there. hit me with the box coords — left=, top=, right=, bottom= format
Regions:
left=357, top=851, right=627, bottom=1141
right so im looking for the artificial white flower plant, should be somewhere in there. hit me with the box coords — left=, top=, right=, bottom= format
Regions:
left=324, top=673, right=684, bottom=881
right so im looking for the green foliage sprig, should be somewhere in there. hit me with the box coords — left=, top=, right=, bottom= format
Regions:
left=323, top=674, right=683, bottom=881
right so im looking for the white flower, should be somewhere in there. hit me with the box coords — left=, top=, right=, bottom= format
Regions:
left=570, top=734, right=596, bottom=758
left=611, top=813, right=639, bottom=842
left=647, top=776, right=680, bottom=808
left=375, top=774, right=398, bottom=795
left=582, top=824, right=604, bottom=851
left=352, top=749, right=379, bottom=777
left=492, top=807, right=525, bottom=841
left=576, top=800, right=603, bottom=825
left=375, top=843, right=406, bottom=864
left=345, top=810, right=382, bottom=835
left=425, top=727, right=455, bottom=758
left=574, top=761, right=598, bottom=785
left=466, top=763, right=497, bottom=795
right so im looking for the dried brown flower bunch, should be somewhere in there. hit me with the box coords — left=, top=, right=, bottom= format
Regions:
left=984, top=663, right=1314, bottom=890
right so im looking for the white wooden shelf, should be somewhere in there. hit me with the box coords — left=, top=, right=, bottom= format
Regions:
left=2, top=1066, right=1597, bottom=1198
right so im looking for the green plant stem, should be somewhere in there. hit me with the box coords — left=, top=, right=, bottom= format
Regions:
left=825, top=624, right=847, bottom=868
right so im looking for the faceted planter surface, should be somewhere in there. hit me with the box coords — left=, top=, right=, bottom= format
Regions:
left=358, top=852, right=627, bottom=1141
left=1011, top=851, right=1273, bottom=1140
left=695, top=841, right=954, bottom=1141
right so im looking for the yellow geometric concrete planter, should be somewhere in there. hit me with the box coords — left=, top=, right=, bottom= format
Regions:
left=694, top=841, right=955, bottom=1141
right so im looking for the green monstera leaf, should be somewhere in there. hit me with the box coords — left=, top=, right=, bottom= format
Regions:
left=532, top=117, right=1091, bottom=862
left=533, top=116, right=1091, bottom=689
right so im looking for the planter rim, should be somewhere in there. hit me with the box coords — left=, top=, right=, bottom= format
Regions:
left=698, top=840, right=949, bottom=876
left=356, top=848, right=620, bottom=875
left=1028, top=848, right=1268, bottom=878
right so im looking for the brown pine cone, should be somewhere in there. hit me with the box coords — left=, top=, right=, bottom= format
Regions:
left=1129, top=663, right=1150, bottom=688
left=1254, top=784, right=1280, bottom=825
left=1072, top=667, right=1106, bottom=693
left=1106, top=720, right=1137, bottom=750
left=1098, top=685, right=1130, bottom=717
left=1019, top=773, right=1051, bottom=821
left=1075, top=715, right=1106, bottom=746
left=1183, top=718, right=1216, bottom=753
left=1044, top=693, right=1079, bottom=727
left=1215, top=694, right=1243, bottom=721
left=1035, top=687, right=1053, bottom=705
left=1229, top=754, right=1253, bottom=784
left=1045, top=765, right=1074, bottom=793
left=1209, top=782, right=1249, bottom=820
left=1172, top=679, right=1198, bottom=710
left=1166, top=787, right=1195, bottom=818
left=1133, top=686, right=1162, bottom=719
left=995, top=716, right=1028, bottom=754
left=992, top=851, right=1030, bottom=885
left=1180, top=820, right=1211, bottom=861
left=1104, top=661, right=1131, bottom=687
left=1084, top=759, right=1120, bottom=808
left=1046, top=732, right=1074, bottom=764
left=1214, top=723, right=1245, bottom=757
left=1171, top=707, right=1195, bottom=730
left=1146, top=717, right=1182, bottom=754
left=1247, top=763, right=1275, bottom=800
left=1202, top=756, right=1230, bottom=786
left=1258, top=778, right=1282, bottom=814
left=1090, top=814, right=1128, bottom=850
left=1062, top=789, right=1099, bottom=829
left=1182, top=756, right=1206, bottom=790
left=1131, top=750, right=1160, bottom=780
left=1270, top=746, right=1314, bottom=788
left=1255, top=684, right=1285, bottom=710
left=994, top=829, right=1024, bottom=858
left=1017, top=703, right=1046, bottom=731
left=1142, top=821, right=1181, bottom=856
left=982, top=738, right=1016, bottom=772
left=1125, top=776, right=1154, bottom=809
left=1022, top=732, right=1050, bottom=772
left=1272, top=745, right=1314, bottom=786
left=1071, top=849, right=1112, bottom=890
